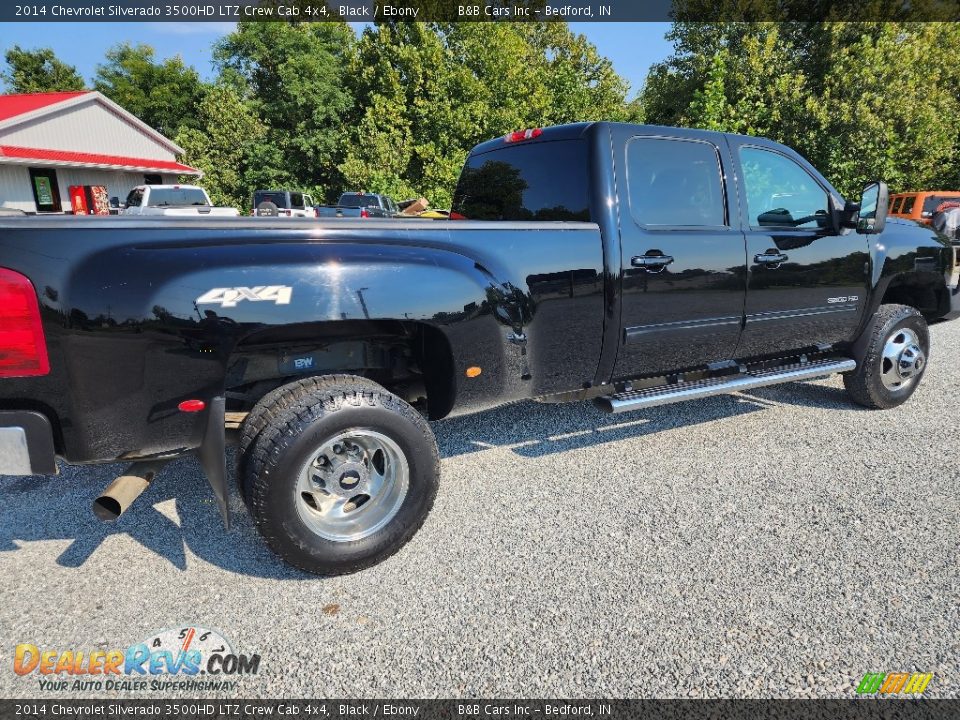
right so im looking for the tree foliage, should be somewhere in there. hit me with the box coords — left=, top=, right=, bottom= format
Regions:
left=1, top=46, right=85, bottom=92
left=642, top=22, right=960, bottom=197
left=214, top=22, right=356, bottom=201
left=93, top=43, right=206, bottom=138
left=340, top=22, right=635, bottom=208
left=175, top=84, right=266, bottom=209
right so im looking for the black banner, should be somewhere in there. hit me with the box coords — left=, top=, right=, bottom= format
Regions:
left=3, top=0, right=959, bottom=23
left=3, top=700, right=960, bottom=720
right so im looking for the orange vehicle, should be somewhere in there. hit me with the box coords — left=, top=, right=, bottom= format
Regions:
left=888, top=191, right=960, bottom=224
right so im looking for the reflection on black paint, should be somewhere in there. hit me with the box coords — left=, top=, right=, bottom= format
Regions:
left=452, top=140, right=590, bottom=221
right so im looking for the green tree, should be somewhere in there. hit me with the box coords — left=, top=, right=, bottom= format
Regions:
left=175, top=84, right=266, bottom=211
left=1, top=46, right=85, bottom=92
left=94, top=43, right=206, bottom=137
left=341, top=22, right=634, bottom=208
left=340, top=23, right=486, bottom=208
left=214, top=22, right=356, bottom=200
left=641, top=22, right=960, bottom=198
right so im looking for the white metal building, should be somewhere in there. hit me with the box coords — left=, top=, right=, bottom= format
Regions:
left=0, top=91, right=200, bottom=214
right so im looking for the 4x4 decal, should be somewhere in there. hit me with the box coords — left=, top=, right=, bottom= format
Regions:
left=196, top=286, right=293, bottom=309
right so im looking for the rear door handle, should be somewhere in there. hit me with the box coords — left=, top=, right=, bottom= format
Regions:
left=632, top=254, right=675, bottom=272
left=754, top=251, right=789, bottom=265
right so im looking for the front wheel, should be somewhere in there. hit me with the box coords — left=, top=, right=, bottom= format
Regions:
left=245, top=377, right=440, bottom=575
left=844, top=303, right=929, bottom=409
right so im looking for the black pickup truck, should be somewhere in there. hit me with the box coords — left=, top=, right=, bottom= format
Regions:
left=1, top=122, right=958, bottom=574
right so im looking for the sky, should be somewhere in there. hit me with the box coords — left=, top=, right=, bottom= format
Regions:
left=0, top=21, right=673, bottom=98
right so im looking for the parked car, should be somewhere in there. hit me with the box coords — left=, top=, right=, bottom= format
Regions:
left=252, top=190, right=316, bottom=218
left=1, top=122, right=958, bottom=576
left=118, top=185, right=239, bottom=217
left=888, top=190, right=960, bottom=225
left=316, top=192, right=399, bottom=219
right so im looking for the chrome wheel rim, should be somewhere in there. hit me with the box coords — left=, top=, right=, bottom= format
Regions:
left=295, top=428, right=409, bottom=542
left=880, top=327, right=925, bottom=391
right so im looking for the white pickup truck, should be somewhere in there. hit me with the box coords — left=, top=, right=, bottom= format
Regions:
left=119, top=185, right=240, bottom=217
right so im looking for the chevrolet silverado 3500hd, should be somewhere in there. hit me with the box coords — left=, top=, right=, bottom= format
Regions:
left=1, top=122, right=957, bottom=574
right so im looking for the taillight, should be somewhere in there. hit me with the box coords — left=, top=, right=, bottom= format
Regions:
left=0, top=268, right=49, bottom=378
left=504, top=128, right=543, bottom=143
left=360, top=208, right=370, bottom=218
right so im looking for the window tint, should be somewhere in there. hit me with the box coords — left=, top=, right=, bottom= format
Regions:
left=147, top=188, right=209, bottom=207
left=452, top=140, right=590, bottom=221
left=627, top=138, right=725, bottom=226
left=290, top=192, right=304, bottom=209
left=339, top=193, right=382, bottom=208
left=902, top=195, right=916, bottom=213
left=921, top=194, right=959, bottom=217
left=254, top=191, right=289, bottom=208
left=740, top=147, right=828, bottom=229
left=126, top=189, right=143, bottom=207
left=890, top=197, right=903, bottom=213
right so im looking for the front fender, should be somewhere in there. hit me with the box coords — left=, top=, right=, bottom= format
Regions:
left=862, top=219, right=955, bottom=328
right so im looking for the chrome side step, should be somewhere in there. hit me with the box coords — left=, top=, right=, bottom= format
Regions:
left=595, top=358, right=857, bottom=414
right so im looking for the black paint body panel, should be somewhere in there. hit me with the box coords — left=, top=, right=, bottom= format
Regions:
left=0, top=122, right=956, bottom=467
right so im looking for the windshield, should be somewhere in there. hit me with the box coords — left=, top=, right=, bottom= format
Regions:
left=452, top=139, right=590, bottom=221
left=922, top=194, right=960, bottom=217
left=148, top=188, right=209, bottom=207
left=338, top=193, right=381, bottom=208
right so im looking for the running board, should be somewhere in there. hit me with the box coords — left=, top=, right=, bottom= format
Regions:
left=595, top=358, right=857, bottom=414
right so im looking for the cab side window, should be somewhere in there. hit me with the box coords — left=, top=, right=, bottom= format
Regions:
left=627, top=137, right=726, bottom=227
left=739, top=147, right=828, bottom=229
left=126, top=189, right=143, bottom=207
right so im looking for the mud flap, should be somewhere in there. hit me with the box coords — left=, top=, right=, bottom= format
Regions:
left=198, top=396, right=230, bottom=530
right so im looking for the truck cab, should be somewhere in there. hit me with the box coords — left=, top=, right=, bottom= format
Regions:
left=121, top=185, right=240, bottom=217
left=454, top=122, right=958, bottom=391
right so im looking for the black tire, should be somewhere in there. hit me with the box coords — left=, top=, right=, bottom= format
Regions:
left=843, top=304, right=929, bottom=409
left=237, top=374, right=380, bottom=501
left=246, top=379, right=440, bottom=575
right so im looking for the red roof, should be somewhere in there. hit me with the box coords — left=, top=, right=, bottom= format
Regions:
left=0, top=92, right=89, bottom=122
left=0, top=145, right=199, bottom=175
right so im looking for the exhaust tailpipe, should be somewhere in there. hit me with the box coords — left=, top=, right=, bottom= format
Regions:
left=93, top=461, right=167, bottom=522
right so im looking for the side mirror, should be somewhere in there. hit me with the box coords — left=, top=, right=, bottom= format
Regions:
left=839, top=200, right=860, bottom=229
left=857, top=181, right=889, bottom=234
left=109, top=196, right=120, bottom=208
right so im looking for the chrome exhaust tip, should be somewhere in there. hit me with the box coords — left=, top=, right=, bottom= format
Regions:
left=92, top=461, right=166, bottom=522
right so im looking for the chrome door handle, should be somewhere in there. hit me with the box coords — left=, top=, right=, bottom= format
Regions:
left=632, top=254, right=675, bottom=272
left=754, top=251, right=789, bottom=265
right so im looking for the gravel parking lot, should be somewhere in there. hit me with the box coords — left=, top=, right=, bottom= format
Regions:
left=1, top=321, right=958, bottom=699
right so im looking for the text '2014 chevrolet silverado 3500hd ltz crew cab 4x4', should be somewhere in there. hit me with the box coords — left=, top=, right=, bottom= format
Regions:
left=1, top=122, right=958, bottom=574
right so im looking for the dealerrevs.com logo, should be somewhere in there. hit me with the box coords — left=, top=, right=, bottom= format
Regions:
left=14, top=627, right=260, bottom=692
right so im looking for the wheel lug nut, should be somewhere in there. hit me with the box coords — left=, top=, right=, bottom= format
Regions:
left=333, top=443, right=344, bottom=454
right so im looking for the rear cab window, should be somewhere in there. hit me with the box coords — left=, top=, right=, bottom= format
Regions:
left=452, top=140, right=590, bottom=221
left=339, top=194, right=382, bottom=209
left=148, top=188, right=209, bottom=207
